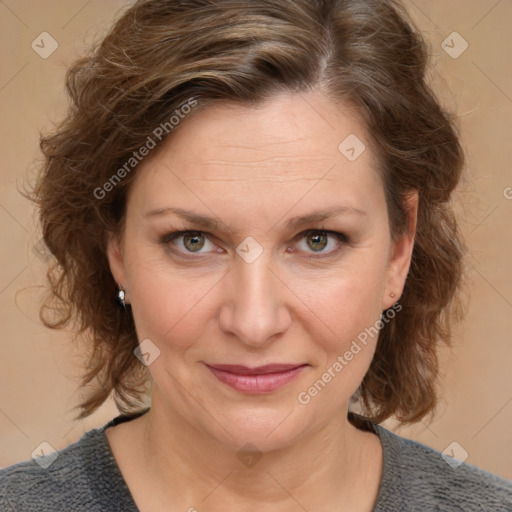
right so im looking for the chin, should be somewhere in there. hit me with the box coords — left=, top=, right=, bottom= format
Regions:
left=201, top=406, right=308, bottom=454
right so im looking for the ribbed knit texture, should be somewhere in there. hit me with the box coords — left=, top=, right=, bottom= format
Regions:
left=1, top=410, right=511, bottom=511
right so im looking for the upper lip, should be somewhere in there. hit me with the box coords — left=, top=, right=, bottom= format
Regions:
left=205, top=363, right=307, bottom=375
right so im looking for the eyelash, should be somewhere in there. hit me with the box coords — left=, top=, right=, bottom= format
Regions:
left=159, top=228, right=348, bottom=259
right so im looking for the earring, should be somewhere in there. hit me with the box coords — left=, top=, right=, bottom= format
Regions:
left=390, top=292, right=396, bottom=298
left=117, top=288, right=126, bottom=308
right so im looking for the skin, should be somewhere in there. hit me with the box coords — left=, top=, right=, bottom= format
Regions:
left=106, top=90, right=418, bottom=512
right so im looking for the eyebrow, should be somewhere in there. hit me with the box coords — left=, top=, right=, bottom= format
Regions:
left=143, top=205, right=367, bottom=230
left=144, top=207, right=220, bottom=229
left=284, top=205, right=367, bottom=229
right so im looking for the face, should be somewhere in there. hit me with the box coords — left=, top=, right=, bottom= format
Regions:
left=107, top=90, right=417, bottom=452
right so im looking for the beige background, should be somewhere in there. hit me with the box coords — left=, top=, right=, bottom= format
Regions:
left=0, top=0, right=511, bottom=480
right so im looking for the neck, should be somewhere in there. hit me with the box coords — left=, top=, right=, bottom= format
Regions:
left=136, top=392, right=381, bottom=511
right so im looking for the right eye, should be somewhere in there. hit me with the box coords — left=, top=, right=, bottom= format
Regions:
left=159, top=230, right=220, bottom=256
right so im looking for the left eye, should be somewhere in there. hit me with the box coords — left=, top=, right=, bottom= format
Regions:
left=160, top=229, right=347, bottom=256
left=294, top=230, right=347, bottom=255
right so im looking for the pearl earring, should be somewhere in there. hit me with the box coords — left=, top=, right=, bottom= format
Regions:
left=390, top=292, right=396, bottom=298
left=117, top=288, right=126, bottom=308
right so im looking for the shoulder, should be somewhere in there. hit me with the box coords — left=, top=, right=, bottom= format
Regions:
left=0, top=425, right=129, bottom=512
left=374, top=423, right=512, bottom=511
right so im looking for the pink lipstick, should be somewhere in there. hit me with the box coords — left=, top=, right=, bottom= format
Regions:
left=205, top=363, right=307, bottom=393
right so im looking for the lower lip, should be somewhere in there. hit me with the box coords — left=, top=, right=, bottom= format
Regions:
left=205, top=365, right=307, bottom=393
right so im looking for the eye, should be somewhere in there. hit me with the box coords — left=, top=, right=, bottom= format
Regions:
left=160, top=230, right=218, bottom=255
left=293, top=229, right=347, bottom=257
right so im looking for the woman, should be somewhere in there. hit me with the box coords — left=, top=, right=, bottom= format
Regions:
left=1, top=0, right=511, bottom=510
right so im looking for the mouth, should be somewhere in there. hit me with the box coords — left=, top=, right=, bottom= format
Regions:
left=204, top=363, right=308, bottom=394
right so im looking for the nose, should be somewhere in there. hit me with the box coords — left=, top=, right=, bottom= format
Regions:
left=218, top=253, right=292, bottom=348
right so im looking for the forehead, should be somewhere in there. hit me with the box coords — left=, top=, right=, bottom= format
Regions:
left=130, top=91, right=384, bottom=217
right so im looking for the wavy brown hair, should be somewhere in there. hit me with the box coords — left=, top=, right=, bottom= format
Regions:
left=30, top=0, right=467, bottom=424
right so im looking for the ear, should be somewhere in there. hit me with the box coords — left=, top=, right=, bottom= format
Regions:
left=106, top=231, right=128, bottom=300
left=382, top=191, right=418, bottom=311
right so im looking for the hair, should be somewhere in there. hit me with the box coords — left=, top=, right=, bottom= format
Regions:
left=30, top=0, right=467, bottom=424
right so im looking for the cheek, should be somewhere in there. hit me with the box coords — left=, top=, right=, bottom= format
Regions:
left=126, top=253, right=221, bottom=350
left=300, top=258, right=388, bottom=355
left=295, top=273, right=386, bottom=412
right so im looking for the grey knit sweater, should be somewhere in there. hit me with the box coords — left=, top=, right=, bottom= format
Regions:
left=1, top=410, right=511, bottom=511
